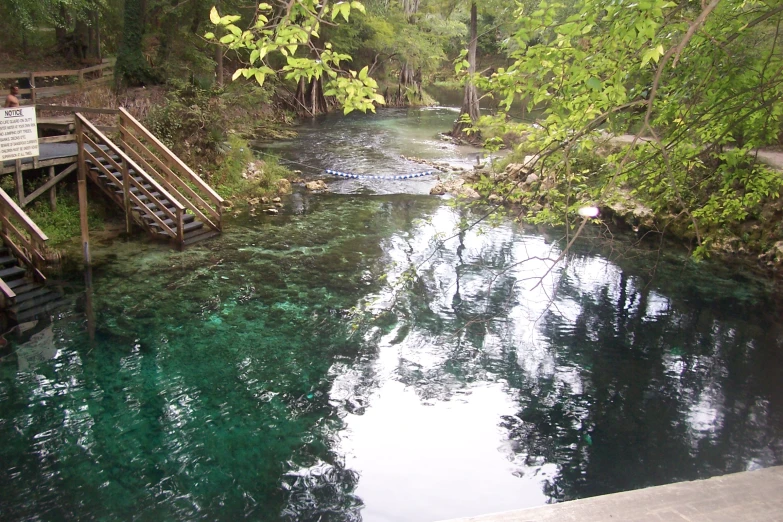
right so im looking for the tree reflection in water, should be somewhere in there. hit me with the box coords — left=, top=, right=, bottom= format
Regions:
left=335, top=202, right=783, bottom=514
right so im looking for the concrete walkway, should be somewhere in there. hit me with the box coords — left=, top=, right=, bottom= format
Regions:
left=439, top=467, right=783, bottom=522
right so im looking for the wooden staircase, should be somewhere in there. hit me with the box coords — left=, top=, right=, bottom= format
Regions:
left=0, top=189, right=68, bottom=325
left=75, top=109, right=224, bottom=248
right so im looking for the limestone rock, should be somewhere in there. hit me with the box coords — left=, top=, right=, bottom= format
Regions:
left=430, top=183, right=447, bottom=196
left=243, top=159, right=266, bottom=180
left=523, top=154, right=540, bottom=168
left=272, top=196, right=282, bottom=203
left=459, top=186, right=481, bottom=199
left=305, top=180, right=328, bottom=191
left=525, top=173, right=540, bottom=184
left=276, top=179, right=292, bottom=195
left=264, top=208, right=279, bottom=215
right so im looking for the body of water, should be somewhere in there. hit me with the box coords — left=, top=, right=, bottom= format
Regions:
left=0, top=108, right=781, bottom=521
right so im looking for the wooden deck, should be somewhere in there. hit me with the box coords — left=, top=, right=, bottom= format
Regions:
left=1, top=142, right=79, bottom=175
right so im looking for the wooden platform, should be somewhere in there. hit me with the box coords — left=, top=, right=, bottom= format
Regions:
left=1, top=142, right=78, bottom=175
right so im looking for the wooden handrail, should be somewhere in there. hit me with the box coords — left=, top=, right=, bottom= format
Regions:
left=76, top=113, right=186, bottom=241
left=0, top=59, right=115, bottom=80
left=0, top=187, right=48, bottom=281
left=76, top=115, right=186, bottom=212
left=120, top=129, right=220, bottom=223
left=0, top=279, right=16, bottom=300
left=0, top=188, right=48, bottom=243
left=36, top=104, right=120, bottom=115
left=118, top=108, right=224, bottom=207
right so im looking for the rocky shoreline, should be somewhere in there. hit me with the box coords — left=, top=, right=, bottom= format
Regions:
left=405, top=154, right=783, bottom=275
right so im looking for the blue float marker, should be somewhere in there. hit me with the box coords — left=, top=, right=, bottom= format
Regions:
left=324, top=168, right=437, bottom=180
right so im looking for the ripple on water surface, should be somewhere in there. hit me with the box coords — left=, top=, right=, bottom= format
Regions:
left=1, top=143, right=783, bottom=520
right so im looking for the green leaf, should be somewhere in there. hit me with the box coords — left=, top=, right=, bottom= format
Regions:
left=204, top=32, right=215, bottom=40
left=219, top=34, right=234, bottom=44
left=586, top=77, right=601, bottom=91
left=232, top=68, right=245, bottom=81
left=254, top=72, right=265, bottom=86
left=220, top=14, right=241, bottom=24
left=209, top=6, right=220, bottom=25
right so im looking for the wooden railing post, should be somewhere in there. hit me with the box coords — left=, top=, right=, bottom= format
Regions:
left=122, top=156, right=131, bottom=235
left=176, top=208, right=184, bottom=245
left=14, top=159, right=24, bottom=207
left=119, top=112, right=132, bottom=234
left=48, top=166, right=57, bottom=211
left=29, top=72, right=36, bottom=104
left=74, top=115, right=91, bottom=266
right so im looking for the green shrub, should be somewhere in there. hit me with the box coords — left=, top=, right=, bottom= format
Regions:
left=26, top=190, right=105, bottom=245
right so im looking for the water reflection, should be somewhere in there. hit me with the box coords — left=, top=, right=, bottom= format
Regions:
left=0, top=193, right=780, bottom=521
left=326, top=203, right=783, bottom=520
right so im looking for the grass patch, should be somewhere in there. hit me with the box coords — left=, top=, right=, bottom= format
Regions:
left=25, top=189, right=105, bottom=244
left=211, top=134, right=293, bottom=200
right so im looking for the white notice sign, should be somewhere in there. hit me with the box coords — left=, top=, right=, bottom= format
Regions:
left=0, top=106, right=39, bottom=162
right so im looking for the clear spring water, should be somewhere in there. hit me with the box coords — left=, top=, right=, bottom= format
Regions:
left=1, top=109, right=782, bottom=521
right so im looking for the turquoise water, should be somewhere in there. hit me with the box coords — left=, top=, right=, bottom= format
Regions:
left=1, top=109, right=782, bottom=521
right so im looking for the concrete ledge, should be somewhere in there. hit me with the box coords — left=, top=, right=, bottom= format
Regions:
left=438, top=466, right=783, bottom=522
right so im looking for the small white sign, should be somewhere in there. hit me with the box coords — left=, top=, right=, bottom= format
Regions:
left=0, top=106, right=39, bottom=162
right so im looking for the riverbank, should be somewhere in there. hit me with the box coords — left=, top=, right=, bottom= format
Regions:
left=414, top=131, right=783, bottom=278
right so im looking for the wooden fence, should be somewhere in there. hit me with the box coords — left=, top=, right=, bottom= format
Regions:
left=0, top=59, right=115, bottom=103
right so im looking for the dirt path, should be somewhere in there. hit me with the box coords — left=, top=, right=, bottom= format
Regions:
left=610, top=134, right=783, bottom=170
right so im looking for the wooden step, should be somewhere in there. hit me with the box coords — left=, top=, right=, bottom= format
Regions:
left=133, top=197, right=173, bottom=209
left=183, top=229, right=220, bottom=246
left=138, top=209, right=196, bottom=223
left=7, top=279, right=36, bottom=292
left=0, top=266, right=26, bottom=280
left=10, top=290, right=62, bottom=314
left=0, top=255, right=18, bottom=266
left=144, top=214, right=198, bottom=228
left=13, top=286, right=50, bottom=304
left=98, top=173, right=143, bottom=184
left=148, top=219, right=203, bottom=233
left=117, top=188, right=159, bottom=200
left=14, top=297, right=70, bottom=322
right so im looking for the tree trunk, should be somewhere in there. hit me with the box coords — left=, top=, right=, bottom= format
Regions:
left=295, top=77, right=328, bottom=116
left=397, top=0, right=422, bottom=106
left=117, top=0, right=152, bottom=86
left=452, top=2, right=480, bottom=140
left=215, top=0, right=223, bottom=87
left=55, top=5, right=69, bottom=55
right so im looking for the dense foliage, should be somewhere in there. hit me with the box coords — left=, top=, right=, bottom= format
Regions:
left=473, top=0, right=783, bottom=255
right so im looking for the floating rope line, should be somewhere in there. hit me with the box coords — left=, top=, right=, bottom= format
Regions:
left=325, top=169, right=436, bottom=180
left=254, top=150, right=440, bottom=179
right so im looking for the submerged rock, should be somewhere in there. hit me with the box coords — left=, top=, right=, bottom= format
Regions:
left=305, top=180, right=328, bottom=191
